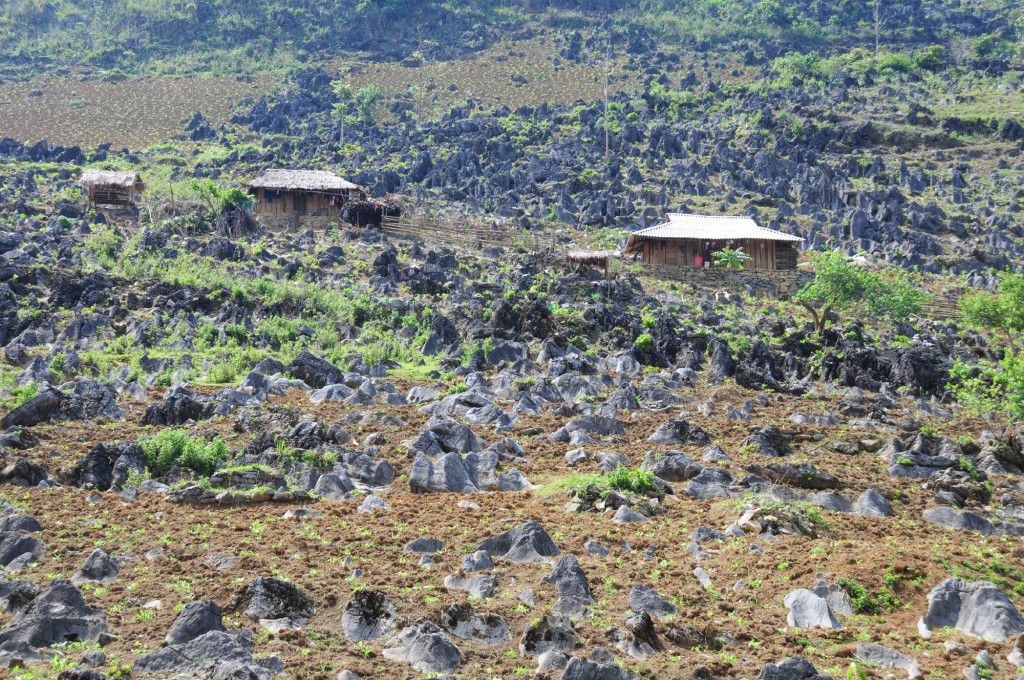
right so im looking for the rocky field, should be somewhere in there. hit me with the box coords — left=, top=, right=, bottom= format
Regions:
left=0, top=2, right=1023, bottom=679
left=0, top=207, right=1020, bottom=680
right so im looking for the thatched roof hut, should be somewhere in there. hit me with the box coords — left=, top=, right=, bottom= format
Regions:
left=246, top=169, right=368, bottom=224
left=565, top=249, right=616, bottom=276
left=78, top=170, right=146, bottom=206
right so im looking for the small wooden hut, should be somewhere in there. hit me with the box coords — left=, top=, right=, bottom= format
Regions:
left=565, top=250, right=615, bottom=277
left=625, top=213, right=803, bottom=270
left=246, top=169, right=368, bottom=222
left=78, top=170, right=146, bottom=207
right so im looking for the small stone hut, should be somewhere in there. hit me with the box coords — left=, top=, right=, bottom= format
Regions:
left=78, top=170, right=146, bottom=207
left=246, top=169, right=368, bottom=227
left=625, top=213, right=803, bottom=270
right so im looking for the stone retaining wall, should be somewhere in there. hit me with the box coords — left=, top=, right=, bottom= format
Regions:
left=168, top=484, right=310, bottom=505
left=208, top=467, right=286, bottom=491
left=255, top=215, right=343, bottom=231
left=639, top=265, right=805, bottom=296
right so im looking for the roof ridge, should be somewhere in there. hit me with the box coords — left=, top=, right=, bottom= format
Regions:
left=666, top=212, right=754, bottom=219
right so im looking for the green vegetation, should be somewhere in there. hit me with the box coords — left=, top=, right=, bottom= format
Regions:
left=795, top=251, right=928, bottom=334
left=606, top=463, right=659, bottom=495
left=140, top=430, right=230, bottom=478
left=711, top=246, right=752, bottom=270
left=961, top=272, right=1024, bottom=356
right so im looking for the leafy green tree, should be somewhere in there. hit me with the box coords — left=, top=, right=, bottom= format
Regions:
left=712, top=246, right=752, bottom=269
left=354, top=85, right=382, bottom=124
left=960, top=272, right=1024, bottom=356
left=795, top=251, right=927, bottom=334
left=332, top=81, right=353, bottom=146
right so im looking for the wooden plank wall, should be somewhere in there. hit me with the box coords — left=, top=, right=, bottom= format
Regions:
left=642, top=238, right=779, bottom=270
left=253, top=189, right=349, bottom=218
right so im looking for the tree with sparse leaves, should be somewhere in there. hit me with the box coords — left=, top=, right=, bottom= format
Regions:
left=332, top=81, right=353, bottom=146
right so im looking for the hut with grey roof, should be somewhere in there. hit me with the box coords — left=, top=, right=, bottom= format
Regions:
left=625, top=213, right=803, bottom=270
left=246, top=169, right=368, bottom=226
left=78, top=170, right=146, bottom=207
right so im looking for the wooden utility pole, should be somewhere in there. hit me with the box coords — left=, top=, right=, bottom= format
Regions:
left=874, top=0, right=883, bottom=54
left=604, top=43, right=616, bottom=165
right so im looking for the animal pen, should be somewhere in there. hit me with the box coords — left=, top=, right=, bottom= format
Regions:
left=78, top=170, right=146, bottom=207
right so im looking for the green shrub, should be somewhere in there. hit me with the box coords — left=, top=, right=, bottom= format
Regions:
left=140, top=430, right=229, bottom=478
left=607, top=463, right=659, bottom=495
left=49, top=352, right=67, bottom=375
left=208, top=362, right=239, bottom=384
left=837, top=577, right=879, bottom=614
left=635, top=333, right=653, bottom=352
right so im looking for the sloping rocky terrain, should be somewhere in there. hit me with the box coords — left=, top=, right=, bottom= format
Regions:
left=0, top=206, right=1020, bottom=679
left=0, top=2, right=1022, bottom=679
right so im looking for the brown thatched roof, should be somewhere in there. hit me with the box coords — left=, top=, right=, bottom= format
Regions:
left=78, top=170, right=145, bottom=191
left=565, top=250, right=616, bottom=265
left=247, top=169, right=362, bottom=193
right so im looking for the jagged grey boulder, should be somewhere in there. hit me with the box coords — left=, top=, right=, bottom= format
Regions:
left=628, top=585, right=676, bottom=618
left=641, top=449, right=704, bottom=481
left=784, top=589, right=842, bottom=629
left=342, top=590, right=396, bottom=641
left=585, top=538, right=610, bottom=557
left=854, top=643, right=918, bottom=672
left=0, top=515, right=41, bottom=533
left=405, top=537, right=443, bottom=553
left=542, top=554, right=593, bottom=616
left=461, top=550, right=495, bottom=572
left=0, top=580, right=108, bottom=648
left=559, top=656, right=637, bottom=679
left=357, top=495, right=390, bottom=514
left=232, top=577, right=315, bottom=631
left=521, top=613, right=577, bottom=657
left=382, top=621, right=462, bottom=673
left=443, top=573, right=499, bottom=599
left=406, top=414, right=487, bottom=456
left=608, top=610, right=660, bottom=660
left=313, top=471, right=356, bottom=500
left=71, top=548, right=120, bottom=585
left=165, top=599, right=226, bottom=645
left=309, top=384, right=354, bottom=404
left=922, top=507, right=997, bottom=534
left=611, top=506, right=649, bottom=523
left=853, top=489, right=894, bottom=517
left=409, top=449, right=534, bottom=493
left=477, top=520, right=561, bottom=563
left=441, top=603, right=510, bottom=644
left=647, top=417, right=711, bottom=446
left=0, top=580, right=41, bottom=614
left=755, top=656, right=832, bottom=680
left=918, top=578, right=1024, bottom=642
left=286, top=349, right=344, bottom=389
left=134, top=630, right=268, bottom=680
left=0, top=531, right=45, bottom=567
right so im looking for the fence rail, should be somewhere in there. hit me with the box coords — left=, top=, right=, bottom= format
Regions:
left=380, top=215, right=557, bottom=253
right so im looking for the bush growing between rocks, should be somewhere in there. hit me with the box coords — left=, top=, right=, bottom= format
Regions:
left=141, top=429, right=230, bottom=478
left=607, top=463, right=658, bottom=496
